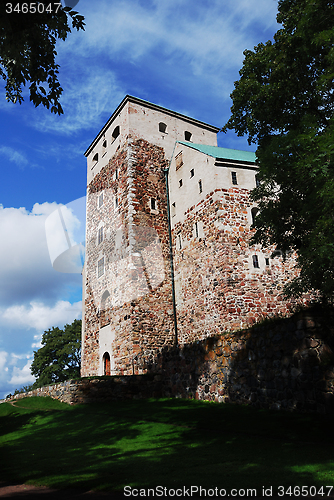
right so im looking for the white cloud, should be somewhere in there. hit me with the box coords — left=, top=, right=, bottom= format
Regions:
left=9, top=360, right=35, bottom=387
left=19, top=0, right=279, bottom=135
left=45, top=197, right=86, bottom=273
left=64, top=0, right=279, bottom=75
left=42, top=0, right=279, bottom=129
left=31, top=70, right=125, bottom=135
left=0, top=146, right=29, bottom=167
left=2, top=300, right=82, bottom=332
left=0, top=351, right=8, bottom=374
left=0, top=351, right=34, bottom=398
left=0, top=203, right=82, bottom=306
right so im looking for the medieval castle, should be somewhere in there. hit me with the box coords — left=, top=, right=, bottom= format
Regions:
left=81, top=95, right=298, bottom=378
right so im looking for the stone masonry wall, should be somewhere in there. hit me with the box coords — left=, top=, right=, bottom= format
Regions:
left=82, top=137, right=175, bottom=377
left=11, top=309, right=334, bottom=414
left=172, top=186, right=309, bottom=345
left=153, top=309, right=334, bottom=414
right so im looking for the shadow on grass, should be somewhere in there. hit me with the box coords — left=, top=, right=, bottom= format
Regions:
left=1, top=397, right=334, bottom=494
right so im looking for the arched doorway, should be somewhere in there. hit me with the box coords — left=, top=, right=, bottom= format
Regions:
left=103, top=352, right=111, bottom=376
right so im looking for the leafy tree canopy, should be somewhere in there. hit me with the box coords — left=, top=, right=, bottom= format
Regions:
left=0, top=0, right=85, bottom=114
left=31, top=319, right=81, bottom=388
left=223, top=0, right=334, bottom=302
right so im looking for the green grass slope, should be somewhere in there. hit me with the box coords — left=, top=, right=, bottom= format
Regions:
left=0, top=397, right=334, bottom=494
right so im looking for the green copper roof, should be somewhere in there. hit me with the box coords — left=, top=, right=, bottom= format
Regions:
left=177, top=141, right=257, bottom=163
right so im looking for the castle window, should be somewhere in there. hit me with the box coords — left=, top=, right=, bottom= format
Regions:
left=265, top=257, right=270, bottom=266
left=102, top=139, right=107, bottom=156
left=251, top=207, right=258, bottom=226
left=195, top=222, right=199, bottom=238
left=179, top=179, right=183, bottom=188
left=177, top=233, right=182, bottom=250
left=231, top=172, right=238, bottom=185
left=98, top=227, right=103, bottom=245
left=255, top=174, right=260, bottom=188
left=98, top=192, right=104, bottom=208
left=190, top=169, right=194, bottom=178
left=112, top=126, right=120, bottom=142
left=175, top=151, right=183, bottom=170
left=184, top=131, right=192, bottom=141
left=252, top=255, right=259, bottom=269
left=92, top=152, right=98, bottom=167
left=150, top=198, right=156, bottom=210
left=198, top=179, right=202, bottom=193
left=115, top=167, right=119, bottom=180
left=115, top=196, right=119, bottom=210
left=159, top=122, right=167, bottom=133
left=98, top=257, right=105, bottom=278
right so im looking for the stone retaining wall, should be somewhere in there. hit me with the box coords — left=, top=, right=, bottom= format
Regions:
left=6, top=309, right=334, bottom=413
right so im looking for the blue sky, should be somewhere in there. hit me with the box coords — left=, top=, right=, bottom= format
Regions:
left=0, top=0, right=279, bottom=399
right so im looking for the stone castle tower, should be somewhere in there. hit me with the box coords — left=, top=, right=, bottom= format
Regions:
left=81, top=95, right=297, bottom=377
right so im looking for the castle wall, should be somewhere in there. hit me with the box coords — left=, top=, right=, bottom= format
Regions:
left=86, top=105, right=129, bottom=185
left=169, top=145, right=304, bottom=344
left=172, top=187, right=301, bottom=345
left=86, top=98, right=219, bottom=185
left=82, top=138, right=175, bottom=377
left=82, top=96, right=310, bottom=380
left=126, top=100, right=218, bottom=158
left=82, top=146, right=130, bottom=376
left=12, top=310, right=334, bottom=415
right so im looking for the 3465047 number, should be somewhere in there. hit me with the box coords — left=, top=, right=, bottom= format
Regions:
left=5, top=3, right=62, bottom=14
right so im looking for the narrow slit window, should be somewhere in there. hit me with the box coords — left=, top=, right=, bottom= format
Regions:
left=252, top=255, right=259, bottom=269
left=265, top=257, right=270, bottom=266
left=115, top=196, right=119, bottom=209
left=151, top=198, right=156, bottom=210
left=98, top=257, right=105, bottom=278
left=251, top=207, right=258, bottom=226
left=98, top=227, right=103, bottom=245
left=178, top=233, right=182, bottom=250
left=115, top=167, right=119, bottom=180
left=102, top=139, right=107, bottom=155
left=190, top=169, right=194, bottom=178
left=198, top=179, right=202, bottom=193
left=195, top=222, right=199, bottom=238
left=231, top=172, right=238, bottom=185
left=255, top=174, right=260, bottom=188
left=184, top=131, right=192, bottom=141
left=179, top=179, right=183, bottom=188
left=98, top=192, right=104, bottom=208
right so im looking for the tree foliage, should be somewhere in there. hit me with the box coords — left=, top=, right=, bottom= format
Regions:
left=0, top=0, right=85, bottom=114
left=223, top=0, right=334, bottom=301
left=31, top=319, right=81, bottom=388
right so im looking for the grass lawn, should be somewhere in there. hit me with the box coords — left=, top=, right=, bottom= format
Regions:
left=0, top=396, right=334, bottom=495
